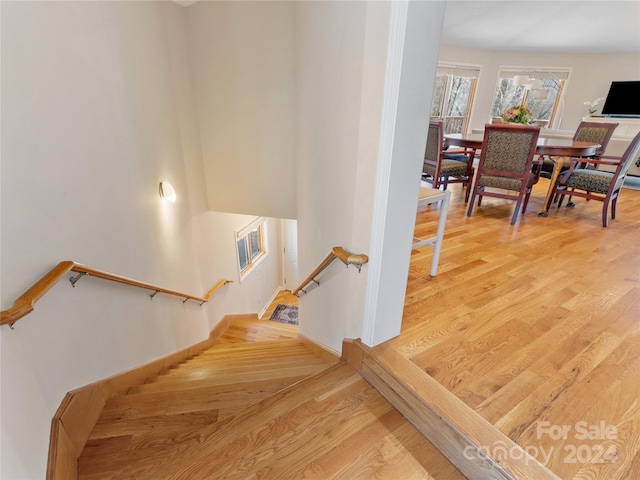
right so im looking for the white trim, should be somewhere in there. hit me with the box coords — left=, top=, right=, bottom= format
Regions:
left=361, top=1, right=408, bottom=346
left=436, top=62, right=481, bottom=78
left=235, top=217, right=268, bottom=283
left=236, top=216, right=266, bottom=239
left=497, top=65, right=571, bottom=80
left=259, top=286, right=283, bottom=319
left=297, top=333, right=341, bottom=358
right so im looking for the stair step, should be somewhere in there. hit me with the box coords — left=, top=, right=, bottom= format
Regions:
left=95, top=376, right=309, bottom=427
left=79, top=363, right=354, bottom=478
left=219, top=318, right=298, bottom=343
left=80, top=361, right=464, bottom=479
left=78, top=314, right=465, bottom=480
left=128, top=363, right=329, bottom=395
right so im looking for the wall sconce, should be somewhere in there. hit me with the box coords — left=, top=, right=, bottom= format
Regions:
left=159, top=181, right=176, bottom=203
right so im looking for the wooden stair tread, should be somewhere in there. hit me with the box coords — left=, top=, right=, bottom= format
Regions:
left=78, top=310, right=465, bottom=480
left=96, top=376, right=310, bottom=425
left=128, top=364, right=330, bottom=395
left=79, top=361, right=463, bottom=479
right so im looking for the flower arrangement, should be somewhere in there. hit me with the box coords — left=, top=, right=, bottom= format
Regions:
left=502, top=106, right=532, bottom=125
left=584, top=97, right=605, bottom=115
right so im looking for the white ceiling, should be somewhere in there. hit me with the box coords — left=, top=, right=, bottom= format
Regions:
left=172, top=0, right=640, bottom=54
left=441, top=0, right=640, bottom=53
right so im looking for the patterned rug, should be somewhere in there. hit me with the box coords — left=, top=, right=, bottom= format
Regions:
left=269, top=304, right=298, bottom=325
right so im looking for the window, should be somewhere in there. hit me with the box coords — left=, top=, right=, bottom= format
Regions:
left=492, top=67, right=570, bottom=128
left=430, top=63, right=481, bottom=134
left=236, top=217, right=267, bottom=280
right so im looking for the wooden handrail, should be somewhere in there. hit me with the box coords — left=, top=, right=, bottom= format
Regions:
left=0, top=261, right=232, bottom=327
left=204, top=279, right=232, bottom=301
left=292, top=247, right=368, bottom=296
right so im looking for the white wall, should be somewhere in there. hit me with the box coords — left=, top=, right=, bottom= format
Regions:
left=437, top=44, right=640, bottom=133
left=191, top=213, right=283, bottom=320
left=294, top=0, right=370, bottom=353
left=294, top=1, right=444, bottom=352
left=0, top=0, right=447, bottom=476
left=186, top=1, right=297, bottom=220
left=361, top=1, right=445, bottom=346
left=0, top=2, right=282, bottom=478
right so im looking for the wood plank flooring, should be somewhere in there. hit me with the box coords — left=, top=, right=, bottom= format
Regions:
left=78, top=291, right=465, bottom=479
left=386, top=179, right=640, bottom=479
left=78, top=179, right=639, bottom=479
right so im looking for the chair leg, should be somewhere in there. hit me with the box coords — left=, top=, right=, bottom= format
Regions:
left=522, top=188, right=532, bottom=213
left=557, top=192, right=566, bottom=208
left=467, top=190, right=477, bottom=217
left=510, top=206, right=520, bottom=225
left=511, top=190, right=528, bottom=225
left=600, top=197, right=613, bottom=227
left=545, top=186, right=559, bottom=213
left=611, top=196, right=617, bottom=220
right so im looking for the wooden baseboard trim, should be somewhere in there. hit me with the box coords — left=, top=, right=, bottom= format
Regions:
left=46, top=315, right=236, bottom=480
left=342, top=339, right=559, bottom=480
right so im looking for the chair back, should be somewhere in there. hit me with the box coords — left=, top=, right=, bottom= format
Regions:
left=478, top=124, right=540, bottom=180
left=573, top=121, right=618, bottom=157
left=610, top=130, right=640, bottom=194
left=424, top=121, right=443, bottom=163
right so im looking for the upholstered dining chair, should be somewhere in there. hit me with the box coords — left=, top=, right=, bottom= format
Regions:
left=466, top=124, right=541, bottom=225
left=539, top=121, right=619, bottom=178
left=422, top=120, right=475, bottom=201
left=545, top=130, right=640, bottom=227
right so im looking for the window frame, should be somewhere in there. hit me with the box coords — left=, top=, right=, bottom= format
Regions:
left=431, top=63, right=481, bottom=134
left=491, top=66, right=571, bottom=129
left=235, top=217, right=267, bottom=282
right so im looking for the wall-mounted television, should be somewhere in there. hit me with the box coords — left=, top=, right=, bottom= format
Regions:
left=601, top=81, right=640, bottom=118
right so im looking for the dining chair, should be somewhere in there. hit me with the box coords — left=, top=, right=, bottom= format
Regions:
left=545, top=130, right=640, bottom=227
left=539, top=121, right=619, bottom=179
left=422, top=120, right=475, bottom=201
left=466, top=124, right=541, bottom=225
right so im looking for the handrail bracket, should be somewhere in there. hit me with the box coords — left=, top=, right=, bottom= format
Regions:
left=69, top=272, right=88, bottom=288
left=150, top=290, right=159, bottom=299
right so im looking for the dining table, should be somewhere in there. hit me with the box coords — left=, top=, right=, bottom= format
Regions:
left=444, top=132, right=600, bottom=216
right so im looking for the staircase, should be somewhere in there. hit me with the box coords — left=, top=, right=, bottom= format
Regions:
left=76, top=315, right=464, bottom=479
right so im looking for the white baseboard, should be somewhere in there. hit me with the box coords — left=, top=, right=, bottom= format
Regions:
left=258, top=285, right=284, bottom=318
left=298, top=332, right=341, bottom=358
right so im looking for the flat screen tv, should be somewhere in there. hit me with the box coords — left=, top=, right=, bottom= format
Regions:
left=601, top=81, right=640, bottom=117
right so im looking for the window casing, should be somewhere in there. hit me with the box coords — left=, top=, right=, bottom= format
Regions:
left=236, top=217, right=267, bottom=281
left=492, top=67, right=570, bottom=128
left=430, top=63, right=481, bottom=134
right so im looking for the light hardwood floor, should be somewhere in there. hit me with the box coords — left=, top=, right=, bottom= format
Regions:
left=78, top=179, right=638, bottom=479
left=79, top=291, right=466, bottom=479
left=386, top=178, right=640, bottom=479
